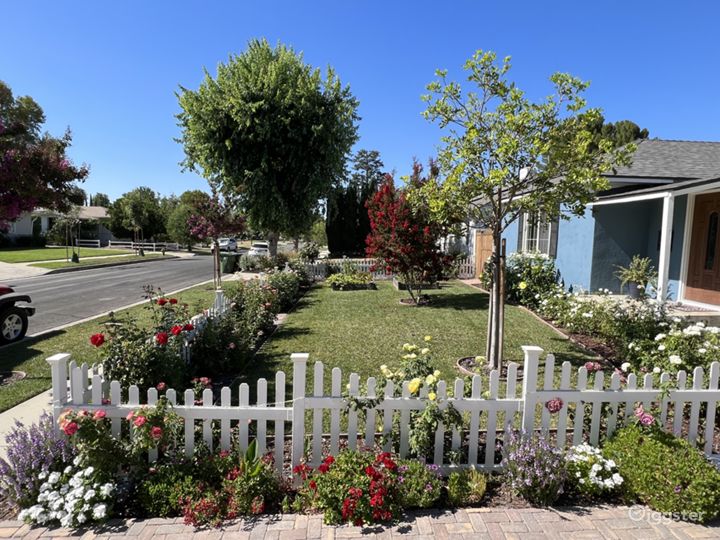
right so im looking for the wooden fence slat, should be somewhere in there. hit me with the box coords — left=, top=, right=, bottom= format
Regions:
left=399, top=382, right=410, bottom=458
left=484, top=371, right=499, bottom=467
left=468, top=375, right=482, bottom=465
left=257, top=379, right=268, bottom=456
left=184, top=389, right=194, bottom=457
left=238, top=383, right=250, bottom=452
left=330, top=368, right=341, bottom=456
left=659, top=372, right=671, bottom=425
left=347, top=373, right=360, bottom=450
left=433, top=380, right=447, bottom=465
left=606, top=372, right=621, bottom=439
left=451, top=378, right=464, bottom=451
left=312, top=362, right=324, bottom=465
left=220, top=387, right=231, bottom=451
left=572, top=367, right=588, bottom=446
left=274, top=371, right=286, bottom=473
left=110, top=381, right=121, bottom=438
left=674, top=371, right=687, bottom=437
left=365, top=377, right=377, bottom=449
left=382, top=380, right=394, bottom=452
left=147, top=388, right=158, bottom=462
left=556, top=362, right=572, bottom=449
left=688, top=367, right=704, bottom=445
left=91, top=374, right=102, bottom=405
left=642, top=373, right=654, bottom=412
left=589, top=371, right=605, bottom=446
left=624, top=373, right=637, bottom=424
left=704, top=362, right=720, bottom=455
left=540, top=355, right=555, bottom=436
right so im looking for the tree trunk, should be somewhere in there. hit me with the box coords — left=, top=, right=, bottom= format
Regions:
left=213, top=239, right=222, bottom=288
left=293, top=237, right=300, bottom=252
left=486, top=227, right=503, bottom=370
left=267, top=232, right=279, bottom=257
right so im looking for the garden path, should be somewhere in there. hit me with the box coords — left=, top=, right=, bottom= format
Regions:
left=1, top=505, right=717, bottom=539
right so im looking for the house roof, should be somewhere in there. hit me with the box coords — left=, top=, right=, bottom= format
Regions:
left=597, top=174, right=720, bottom=202
left=30, top=206, right=109, bottom=220
left=607, top=139, right=720, bottom=180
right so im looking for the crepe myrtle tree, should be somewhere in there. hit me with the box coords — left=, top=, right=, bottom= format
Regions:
left=365, top=174, right=452, bottom=304
left=176, top=39, right=359, bottom=256
left=414, top=50, right=634, bottom=370
left=0, top=81, right=89, bottom=232
left=188, top=196, right=244, bottom=287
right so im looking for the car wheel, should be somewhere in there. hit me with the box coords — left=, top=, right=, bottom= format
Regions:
left=0, top=306, right=28, bottom=344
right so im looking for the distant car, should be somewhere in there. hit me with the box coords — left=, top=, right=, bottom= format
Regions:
left=218, top=238, right=238, bottom=252
left=0, top=284, right=35, bottom=344
left=247, top=242, right=270, bottom=257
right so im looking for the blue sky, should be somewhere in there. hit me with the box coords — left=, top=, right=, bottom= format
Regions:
left=3, top=1, right=720, bottom=201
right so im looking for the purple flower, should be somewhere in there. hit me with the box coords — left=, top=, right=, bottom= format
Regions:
left=674, top=485, right=682, bottom=494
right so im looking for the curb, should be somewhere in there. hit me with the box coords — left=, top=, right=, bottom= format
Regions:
left=43, top=254, right=182, bottom=274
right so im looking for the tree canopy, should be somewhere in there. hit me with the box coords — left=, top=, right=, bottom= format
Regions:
left=415, top=50, right=635, bottom=368
left=108, top=187, right=165, bottom=240
left=176, top=39, right=359, bottom=255
left=0, top=80, right=88, bottom=231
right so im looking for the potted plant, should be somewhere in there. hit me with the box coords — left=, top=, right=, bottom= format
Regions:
left=615, top=255, right=657, bottom=299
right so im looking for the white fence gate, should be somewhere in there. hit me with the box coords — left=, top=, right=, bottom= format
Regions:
left=74, top=239, right=101, bottom=248
left=47, top=346, right=720, bottom=475
left=305, top=257, right=475, bottom=282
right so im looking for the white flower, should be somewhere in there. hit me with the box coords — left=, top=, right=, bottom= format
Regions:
left=621, top=362, right=631, bottom=372
left=38, top=471, right=48, bottom=480
left=669, top=355, right=682, bottom=365
left=73, top=456, right=82, bottom=466
left=100, top=483, right=114, bottom=497
left=77, top=513, right=87, bottom=524
left=653, top=367, right=661, bottom=374
left=612, top=473, right=624, bottom=485
left=84, top=489, right=96, bottom=501
left=83, top=466, right=95, bottom=477
left=92, top=503, right=107, bottom=520
left=658, top=345, right=666, bottom=351
left=655, top=333, right=666, bottom=341
left=64, top=466, right=72, bottom=475
left=48, top=472, right=61, bottom=485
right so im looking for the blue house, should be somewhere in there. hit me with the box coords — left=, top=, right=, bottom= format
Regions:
left=485, top=139, right=720, bottom=307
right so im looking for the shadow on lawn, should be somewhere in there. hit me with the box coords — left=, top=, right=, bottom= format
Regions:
left=423, top=288, right=489, bottom=311
left=0, top=330, right=64, bottom=372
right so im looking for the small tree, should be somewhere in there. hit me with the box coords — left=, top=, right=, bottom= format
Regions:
left=416, top=50, right=634, bottom=369
left=188, top=196, right=244, bottom=287
left=366, top=175, right=451, bottom=304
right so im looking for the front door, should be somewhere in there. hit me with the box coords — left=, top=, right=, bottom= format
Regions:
left=475, top=230, right=493, bottom=278
left=685, top=192, right=720, bottom=305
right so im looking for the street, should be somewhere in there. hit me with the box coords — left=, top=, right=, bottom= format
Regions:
left=4, top=255, right=214, bottom=335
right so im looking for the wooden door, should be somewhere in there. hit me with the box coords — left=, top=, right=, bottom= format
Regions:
left=685, top=193, right=720, bottom=305
left=475, top=230, right=494, bottom=278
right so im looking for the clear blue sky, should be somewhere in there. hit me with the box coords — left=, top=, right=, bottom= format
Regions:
left=3, top=1, right=720, bottom=201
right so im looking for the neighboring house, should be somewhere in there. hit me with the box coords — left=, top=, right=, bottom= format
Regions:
left=473, top=139, right=720, bottom=308
left=7, top=206, right=115, bottom=245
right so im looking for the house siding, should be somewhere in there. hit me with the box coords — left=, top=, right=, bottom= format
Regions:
left=555, top=210, right=595, bottom=292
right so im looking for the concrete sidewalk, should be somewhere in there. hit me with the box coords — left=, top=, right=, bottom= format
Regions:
left=1, top=505, right=718, bottom=539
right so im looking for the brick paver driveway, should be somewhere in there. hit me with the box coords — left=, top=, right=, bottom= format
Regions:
left=1, top=506, right=718, bottom=539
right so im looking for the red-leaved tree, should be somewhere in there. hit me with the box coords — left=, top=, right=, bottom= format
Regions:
left=188, top=196, right=244, bottom=287
left=365, top=175, right=451, bottom=304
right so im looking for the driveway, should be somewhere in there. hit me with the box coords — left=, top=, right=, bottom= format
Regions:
left=4, top=255, right=214, bottom=335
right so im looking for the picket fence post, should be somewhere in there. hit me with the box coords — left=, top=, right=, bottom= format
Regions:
left=46, top=353, right=71, bottom=434
left=291, top=353, right=309, bottom=478
left=520, top=346, right=543, bottom=435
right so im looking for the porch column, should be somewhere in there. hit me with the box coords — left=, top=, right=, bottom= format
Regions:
left=657, top=193, right=675, bottom=301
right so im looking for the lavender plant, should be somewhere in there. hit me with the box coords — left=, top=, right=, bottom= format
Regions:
left=501, top=430, right=567, bottom=506
left=0, top=413, right=75, bottom=508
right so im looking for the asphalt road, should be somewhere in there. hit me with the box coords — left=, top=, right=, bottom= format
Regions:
left=4, top=255, right=215, bottom=335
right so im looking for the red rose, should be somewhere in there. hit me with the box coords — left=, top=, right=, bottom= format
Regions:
left=155, top=332, right=169, bottom=345
left=151, top=426, right=163, bottom=439
left=324, top=455, right=335, bottom=465
left=63, top=422, right=79, bottom=436
left=156, top=382, right=167, bottom=392
left=318, top=463, right=329, bottom=474
left=309, top=480, right=317, bottom=491
left=171, top=325, right=183, bottom=336
left=183, top=323, right=194, bottom=331
left=169, top=298, right=178, bottom=304
left=89, top=333, right=105, bottom=347
left=156, top=298, right=168, bottom=306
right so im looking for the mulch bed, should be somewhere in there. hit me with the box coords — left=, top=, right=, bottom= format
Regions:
left=0, top=371, right=26, bottom=387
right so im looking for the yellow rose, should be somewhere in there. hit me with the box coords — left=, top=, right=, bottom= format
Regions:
left=474, top=355, right=485, bottom=363
left=518, top=281, right=527, bottom=290
left=421, top=348, right=430, bottom=355
left=380, top=364, right=387, bottom=371
left=425, top=374, right=436, bottom=385
left=402, top=343, right=412, bottom=351
left=408, top=378, right=421, bottom=394
left=428, top=392, right=437, bottom=401
left=433, top=370, right=441, bottom=378
left=424, top=335, right=432, bottom=342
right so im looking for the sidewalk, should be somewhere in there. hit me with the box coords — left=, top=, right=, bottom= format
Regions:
left=1, top=505, right=718, bottom=539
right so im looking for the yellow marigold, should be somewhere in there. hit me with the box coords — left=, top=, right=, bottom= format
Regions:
left=428, top=392, right=437, bottom=401
left=408, top=378, right=421, bottom=394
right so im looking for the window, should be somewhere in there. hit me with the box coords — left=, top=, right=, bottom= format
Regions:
left=517, top=211, right=558, bottom=258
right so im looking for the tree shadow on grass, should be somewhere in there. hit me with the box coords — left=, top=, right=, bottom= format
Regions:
left=422, top=289, right=489, bottom=311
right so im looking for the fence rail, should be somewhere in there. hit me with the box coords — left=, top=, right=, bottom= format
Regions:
left=108, top=241, right=180, bottom=251
left=47, top=346, right=720, bottom=475
left=74, top=239, right=101, bottom=248
left=305, top=257, right=475, bottom=281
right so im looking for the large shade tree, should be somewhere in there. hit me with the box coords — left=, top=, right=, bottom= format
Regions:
left=108, top=187, right=165, bottom=241
left=176, top=39, right=359, bottom=256
left=414, top=51, right=634, bottom=370
left=0, top=81, right=89, bottom=232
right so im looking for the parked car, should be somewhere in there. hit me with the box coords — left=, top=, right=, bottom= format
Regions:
left=247, top=241, right=270, bottom=257
left=218, top=238, right=238, bottom=252
left=0, top=285, right=34, bottom=344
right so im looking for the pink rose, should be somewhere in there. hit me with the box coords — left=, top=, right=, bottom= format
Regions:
left=156, top=382, right=167, bottom=392
left=126, top=411, right=135, bottom=421
left=545, top=397, right=564, bottom=414
left=63, top=422, right=79, bottom=436
left=133, top=416, right=147, bottom=427
left=640, top=412, right=655, bottom=426
left=151, top=426, right=163, bottom=440
left=93, top=410, right=106, bottom=420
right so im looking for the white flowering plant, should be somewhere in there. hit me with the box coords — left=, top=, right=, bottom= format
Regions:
left=18, top=457, right=115, bottom=528
left=627, top=321, right=720, bottom=375
left=565, top=444, right=623, bottom=500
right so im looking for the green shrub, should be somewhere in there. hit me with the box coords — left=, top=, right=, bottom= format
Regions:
left=137, top=465, right=196, bottom=517
left=396, top=461, right=442, bottom=508
left=238, top=254, right=259, bottom=272
left=326, top=272, right=373, bottom=290
left=482, top=252, right=559, bottom=308
left=299, top=242, right=320, bottom=262
left=266, top=270, right=301, bottom=311
left=565, top=443, right=623, bottom=501
left=287, top=259, right=313, bottom=287
left=446, top=467, right=487, bottom=507
left=189, top=311, right=255, bottom=376
left=603, top=424, right=720, bottom=522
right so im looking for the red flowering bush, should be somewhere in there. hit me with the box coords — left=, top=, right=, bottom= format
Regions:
left=57, top=408, right=122, bottom=475
left=125, top=398, right=183, bottom=456
left=365, top=173, right=453, bottom=304
left=297, top=450, right=401, bottom=525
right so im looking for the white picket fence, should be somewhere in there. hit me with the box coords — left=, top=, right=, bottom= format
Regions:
left=305, top=257, right=475, bottom=281
left=108, top=241, right=180, bottom=251
left=47, top=346, right=719, bottom=475
left=180, top=290, right=231, bottom=362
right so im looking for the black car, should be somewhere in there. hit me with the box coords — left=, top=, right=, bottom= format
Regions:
left=0, top=284, right=35, bottom=344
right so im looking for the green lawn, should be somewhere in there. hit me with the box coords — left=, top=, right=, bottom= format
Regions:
left=0, top=283, right=217, bottom=412
left=0, top=247, right=133, bottom=263
left=244, top=281, right=595, bottom=395
left=29, top=253, right=169, bottom=269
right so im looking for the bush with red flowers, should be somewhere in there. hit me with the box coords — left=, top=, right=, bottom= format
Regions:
left=297, top=450, right=401, bottom=525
